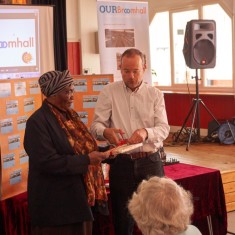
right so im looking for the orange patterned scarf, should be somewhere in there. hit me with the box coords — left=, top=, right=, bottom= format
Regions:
left=47, top=101, right=107, bottom=206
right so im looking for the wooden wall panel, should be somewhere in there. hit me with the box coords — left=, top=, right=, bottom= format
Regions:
left=164, top=93, right=235, bottom=128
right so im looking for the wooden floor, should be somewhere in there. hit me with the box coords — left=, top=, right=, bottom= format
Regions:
left=164, top=135, right=235, bottom=212
left=164, top=139, right=235, bottom=173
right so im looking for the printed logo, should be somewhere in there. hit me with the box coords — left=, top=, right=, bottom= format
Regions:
left=99, top=5, right=146, bottom=14
left=0, top=37, right=34, bottom=49
left=22, top=52, right=33, bottom=64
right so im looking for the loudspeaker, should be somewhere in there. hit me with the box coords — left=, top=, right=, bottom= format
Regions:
left=183, top=19, right=216, bottom=69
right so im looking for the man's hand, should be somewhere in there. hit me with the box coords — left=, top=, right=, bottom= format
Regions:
left=128, top=128, right=148, bottom=144
left=103, top=128, right=125, bottom=146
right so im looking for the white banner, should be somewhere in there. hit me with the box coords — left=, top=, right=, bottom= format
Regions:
left=97, top=1, right=152, bottom=84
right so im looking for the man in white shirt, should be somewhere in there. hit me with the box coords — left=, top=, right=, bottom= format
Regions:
left=90, top=48, right=170, bottom=235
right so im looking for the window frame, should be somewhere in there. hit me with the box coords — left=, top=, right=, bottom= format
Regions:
left=150, top=2, right=235, bottom=95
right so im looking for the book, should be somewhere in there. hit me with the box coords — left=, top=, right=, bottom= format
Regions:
left=109, top=142, right=143, bottom=157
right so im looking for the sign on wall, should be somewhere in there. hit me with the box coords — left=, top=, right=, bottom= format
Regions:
left=97, top=0, right=152, bottom=85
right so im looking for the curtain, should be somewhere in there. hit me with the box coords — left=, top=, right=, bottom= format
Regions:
left=31, top=0, right=68, bottom=71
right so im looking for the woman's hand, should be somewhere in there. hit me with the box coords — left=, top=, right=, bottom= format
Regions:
left=88, top=151, right=110, bottom=165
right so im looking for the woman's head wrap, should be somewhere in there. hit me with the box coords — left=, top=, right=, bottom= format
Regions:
left=38, top=70, right=73, bottom=97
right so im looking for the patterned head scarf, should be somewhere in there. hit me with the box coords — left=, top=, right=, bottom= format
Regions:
left=39, top=70, right=73, bottom=97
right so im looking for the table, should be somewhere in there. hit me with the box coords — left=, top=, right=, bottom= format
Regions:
left=164, top=163, right=227, bottom=235
left=0, top=163, right=227, bottom=235
left=94, top=163, right=227, bottom=235
left=0, top=192, right=30, bottom=235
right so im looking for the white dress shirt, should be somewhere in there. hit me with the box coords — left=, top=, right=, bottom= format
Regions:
left=90, top=81, right=170, bottom=153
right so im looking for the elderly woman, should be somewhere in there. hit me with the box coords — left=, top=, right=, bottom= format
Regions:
left=24, top=70, right=109, bottom=235
left=128, top=176, right=202, bottom=235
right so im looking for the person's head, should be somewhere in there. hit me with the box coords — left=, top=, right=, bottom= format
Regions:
left=39, top=70, right=74, bottom=111
left=128, top=176, right=194, bottom=235
left=120, top=48, right=146, bottom=91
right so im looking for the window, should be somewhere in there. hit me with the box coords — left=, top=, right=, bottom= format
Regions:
left=172, top=10, right=198, bottom=85
left=150, top=4, right=233, bottom=94
left=150, top=12, right=171, bottom=86
left=203, top=5, right=232, bottom=88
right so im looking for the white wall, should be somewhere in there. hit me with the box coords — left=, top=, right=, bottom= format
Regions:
left=66, top=0, right=100, bottom=74
left=66, top=0, right=234, bottom=74
left=66, top=0, right=80, bottom=42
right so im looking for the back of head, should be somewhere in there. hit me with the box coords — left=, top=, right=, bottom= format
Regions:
left=128, top=176, right=194, bottom=235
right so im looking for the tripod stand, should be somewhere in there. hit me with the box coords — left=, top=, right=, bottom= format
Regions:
left=174, top=69, right=220, bottom=150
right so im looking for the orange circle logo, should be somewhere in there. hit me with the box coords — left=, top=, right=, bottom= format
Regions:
left=22, top=52, right=33, bottom=63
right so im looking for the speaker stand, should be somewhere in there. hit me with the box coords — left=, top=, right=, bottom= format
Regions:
left=174, top=69, right=220, bottom=150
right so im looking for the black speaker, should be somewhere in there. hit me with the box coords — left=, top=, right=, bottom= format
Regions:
left=183, top=19, right=216, bottom=69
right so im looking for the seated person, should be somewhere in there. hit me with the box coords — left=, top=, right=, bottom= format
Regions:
left=128, top=176, right=202, bottom=235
